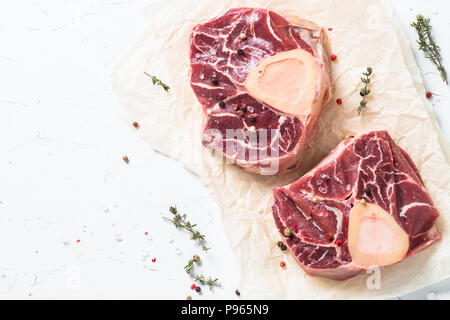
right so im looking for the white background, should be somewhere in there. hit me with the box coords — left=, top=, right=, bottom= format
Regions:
left=0, top=0, right=449, bottom=300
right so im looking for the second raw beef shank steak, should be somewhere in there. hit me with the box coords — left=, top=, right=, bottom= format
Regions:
left=189, top=8, right=332, bottom=174
left=272, top=131, right=441, bottom=280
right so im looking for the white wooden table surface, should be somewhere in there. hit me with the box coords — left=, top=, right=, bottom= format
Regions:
left=0, top=0, right=448, bottom=299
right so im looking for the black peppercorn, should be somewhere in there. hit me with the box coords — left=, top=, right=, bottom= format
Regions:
left=219, top=101, right=225, bottom=107
left=364, top=187, right=371, bottom=195
left=195, top=286, right=201, bottom=293
left=240, top=105, right=247, bottom=112
left=235, top=289, right=241, bottom=296
left=237, top=49, right=244, bottom=56
left=281, top=245, right=287, bottom=251
left=211, top=77, right=219, bottom=85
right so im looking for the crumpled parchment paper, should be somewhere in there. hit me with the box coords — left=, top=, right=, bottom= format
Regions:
left=112, top=0, right=450, bottom=299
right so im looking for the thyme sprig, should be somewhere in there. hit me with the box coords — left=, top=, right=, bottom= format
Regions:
left=194, top=274, right=221, bottom=291
left=164, top=206, right=210, bottom=252
left=411, top=15, right=447, bottom=84
left=166, top=206, right=220, bottom=290
left=144, top=72, right=170, bottom=92
left=357, top=67, right=373, bottom=116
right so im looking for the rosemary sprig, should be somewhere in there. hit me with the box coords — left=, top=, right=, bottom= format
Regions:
left=144, top=72, right=170, bottom=92
left=411, top=15, right=447, bottom=84
left=194, top=274, right=221, bottom=291
left=357, top=67, right=372, bottom=116
left=164, top=206, right=210, bottom=252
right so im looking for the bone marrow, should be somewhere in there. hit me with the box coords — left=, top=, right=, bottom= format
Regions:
left=348, top=202, right=409, bottom=268
left=244, top=48, right=319, bottom=120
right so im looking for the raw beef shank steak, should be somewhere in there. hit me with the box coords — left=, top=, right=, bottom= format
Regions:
left=272, top=131, right=441, bottom=280
left=189, top=8, right=332, bottom=174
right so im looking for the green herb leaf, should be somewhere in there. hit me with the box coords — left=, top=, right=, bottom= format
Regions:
left=184, top=259, right=194, bottom=274
left=144, top=72, right=170, bottom=92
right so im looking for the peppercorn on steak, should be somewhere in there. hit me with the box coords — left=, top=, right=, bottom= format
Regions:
left=272, top=131, right=441, bottom=280
left=189, top=7, right=332, bottom=174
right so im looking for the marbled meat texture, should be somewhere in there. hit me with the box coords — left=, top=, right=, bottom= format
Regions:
left=272, top=131, right=441, bottom=280
left=189, top=7, right=331, bottom=174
